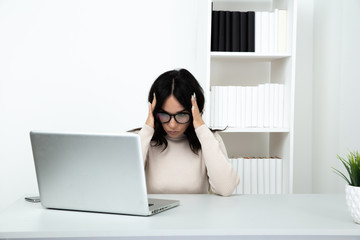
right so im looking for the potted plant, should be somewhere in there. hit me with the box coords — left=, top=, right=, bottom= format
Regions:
left=333, top=150, right=360, bottom=224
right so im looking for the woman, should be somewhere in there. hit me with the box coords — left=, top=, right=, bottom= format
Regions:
left=138, top=68, right=239, bottom=196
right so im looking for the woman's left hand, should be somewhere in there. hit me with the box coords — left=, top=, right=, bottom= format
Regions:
left=191, top=93, right=205, bottom=129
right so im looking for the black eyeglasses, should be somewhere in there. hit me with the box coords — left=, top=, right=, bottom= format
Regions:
left=156, top=112, right=191, bottom=124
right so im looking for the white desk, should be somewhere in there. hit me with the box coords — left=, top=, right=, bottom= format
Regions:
left=0, top=194, right=359, bottom=239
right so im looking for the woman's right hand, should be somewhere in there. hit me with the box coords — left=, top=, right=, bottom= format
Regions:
left=145, top=93, right=156, bottom=128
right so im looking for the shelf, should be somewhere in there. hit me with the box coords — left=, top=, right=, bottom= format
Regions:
left=207, top=0, right=296, bottom=194
left=213, top=0, right=272, bottom=3
left=210, top=127, right=290, bottom=133
left=211, top=52, right=291, bottom=61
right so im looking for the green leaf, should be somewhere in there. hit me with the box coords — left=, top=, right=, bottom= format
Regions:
left=333, top=151, right=360, bottom=187
left=332, top=167, right=351, bottom=185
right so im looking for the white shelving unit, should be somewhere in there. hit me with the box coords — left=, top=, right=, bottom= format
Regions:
left=211, top=52, right=291, bottom=60
left=204, top=0, right=297, bottom=194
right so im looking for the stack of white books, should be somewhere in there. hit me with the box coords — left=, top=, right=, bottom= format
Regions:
left=255, top=9, right=288, bottom=53
left=210, top=84, right=285, bottom=129
left=230, top=157, right=283, bottom=195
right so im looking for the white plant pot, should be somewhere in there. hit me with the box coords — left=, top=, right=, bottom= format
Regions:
left=345, top=185, right=360, bottom=224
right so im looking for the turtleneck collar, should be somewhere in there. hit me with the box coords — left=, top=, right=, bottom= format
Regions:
left=165, top=134, right=187, bottom=142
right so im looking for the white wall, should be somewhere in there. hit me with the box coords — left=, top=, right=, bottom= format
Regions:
left=293, top=0, right=314, bottom=193
left=0, top=0, right=208, bottom=210
left=293, top=0, right=360, bottom=194
left=312, top=0, right=360, bottom=193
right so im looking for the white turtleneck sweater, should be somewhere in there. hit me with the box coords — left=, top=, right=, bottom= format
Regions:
left=137, top=124, right=239, bottom=196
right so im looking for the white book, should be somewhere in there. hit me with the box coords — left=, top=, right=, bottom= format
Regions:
left=269, top=158, right=276, bottom=194
left=218, top=87, right=223, bottom=128
left=257, top=158, right=265, bottom=194
left=276, top=157, right=283, bottom=194
left=251, top=86, right=258, bottom=128
left=230, top=158, right=238, bottom=194
left=223, top=87, right=229, bottom=128
left=255, top=11, right=262, bottom=53
left=257, top=84, right=265, bottom=128
left=237, top=158, right=244, bottom=194
left=274, top=9, right=279, bottom=53
left=236, top=86, right=242, bottom=128
left=228, top=86, right=237, bottom=128
left=261, top=11, right=269, bottom=53
left=278, top=84, right=284, bottom=128
left=278, top=9, right=288, bottom=53
left=269, top=11, right=275, bottom=53
left=214, top=86, right=220, bottom=128
left=243, top=157, right=251, bottom=194
left=269, top=84, right=275, bottom=128
left=263, top=83, right=270, bottom=127
left=273, top=84, right=280, bottom=128
left=241, top=86, right=247, bottom=128
left=210, top=86, right=215, bottom=127
left=245, top=87, right=252, bottom=128
left=264, top=158, right=270, bottom=194
left=251, top=158, right=258, bottom=194
left=219, top=87, right=225, bottom=127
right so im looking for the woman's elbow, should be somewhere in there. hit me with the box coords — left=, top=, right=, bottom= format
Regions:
left=212, top=182, right=239, bottom=197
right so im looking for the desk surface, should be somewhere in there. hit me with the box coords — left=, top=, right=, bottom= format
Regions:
left=0, top=194, right=360, bottom=239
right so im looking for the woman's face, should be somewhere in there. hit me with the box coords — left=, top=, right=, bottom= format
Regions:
left=160, top=95, right=190, bottom=138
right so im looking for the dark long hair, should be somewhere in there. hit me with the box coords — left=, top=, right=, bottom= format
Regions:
left=148, top=68, right=205, bottom=153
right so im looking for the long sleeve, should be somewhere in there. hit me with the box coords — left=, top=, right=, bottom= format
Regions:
left=137, top=124, right=154, bottom=165
left=195, top=124, right=240, bottom=196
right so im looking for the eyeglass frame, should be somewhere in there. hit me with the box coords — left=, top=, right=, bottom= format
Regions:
left=155, top=111, right=191, bottom=124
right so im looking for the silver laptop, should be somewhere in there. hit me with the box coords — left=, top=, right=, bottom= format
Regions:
left=30, top=131, right=179, bottom=216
